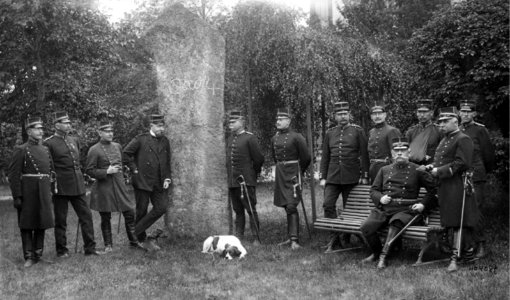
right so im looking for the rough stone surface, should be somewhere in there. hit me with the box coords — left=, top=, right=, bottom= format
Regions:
left=147, top=4, right=227, bottom=237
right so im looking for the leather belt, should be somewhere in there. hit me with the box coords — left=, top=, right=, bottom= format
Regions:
left=22, top=174, right=50, bottom=178
left=277, top=160, right=299, bottom=165
left=391, top=198, right=418, bottom=205
left=370, top=158, right=389, bottom=163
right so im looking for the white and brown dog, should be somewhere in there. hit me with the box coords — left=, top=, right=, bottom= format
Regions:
left=202, top=235, right=247, bottom=260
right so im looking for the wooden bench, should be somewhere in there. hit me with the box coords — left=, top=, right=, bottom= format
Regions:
left=314, top=184, right=447, bottom=265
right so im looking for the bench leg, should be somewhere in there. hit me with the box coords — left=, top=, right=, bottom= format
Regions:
left=413, top=241, right=449, bottom=266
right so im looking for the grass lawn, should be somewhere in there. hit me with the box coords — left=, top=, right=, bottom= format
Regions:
left=0, top=183, right=508, bottom=300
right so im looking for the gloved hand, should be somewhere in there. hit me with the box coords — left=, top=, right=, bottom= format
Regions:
left=13, top=197, right=22, bottom=209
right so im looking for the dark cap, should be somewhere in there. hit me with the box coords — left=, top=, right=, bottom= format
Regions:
left=334, top=102, right=349, bottom=113
left=416, top=99, right=433, bottom=112
left=459, top=99, right=476, bottom=112
left=277, top=107, right=291, bottom=119
left=26, top=116, right=43, bottom=129
left=438, top=106, right=459, bottom=121
left=53, top=111, right=70, bottom=123
left=391, top=137, right=409, bottom=150
left=229, top=110, right=244, bottom=122
left=150, top=114, right=165, bottom=125
left=370, top=102, right=385, bottom=114
left=98, top=120, right=113, bottom=131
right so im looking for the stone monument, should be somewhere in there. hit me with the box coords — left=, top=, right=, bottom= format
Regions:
left=147, top=4, right=227, bottom=237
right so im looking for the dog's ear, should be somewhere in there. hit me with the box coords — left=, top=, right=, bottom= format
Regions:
left=228, top=246, right=242, bottom=258
left=212, top=236, right=219, bottom=250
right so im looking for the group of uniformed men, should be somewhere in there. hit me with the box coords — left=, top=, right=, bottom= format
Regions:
left=9, top=112, right=171, bottom=268
left=9, top=98, right=494, bottom=273
left=227, top=98, right=494, bottom=273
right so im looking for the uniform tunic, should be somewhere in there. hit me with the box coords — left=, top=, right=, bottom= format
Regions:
left=123, top=133, right=172, bottom=192
left=8, top=139, right=55, bottom=229
left=368, top=122, right=401, bottom=181
left=460, top=122, right=495, bottom=183
left=368, top=161, right=437, bottom=225
left=433, top=130, right=478, bottom=227
left=226, top=131, right=264, bottom=188
left=405, top=121, right=442, bottom=165
left=271, top=129, right=311, bottom=207
left=320, top=124, right=369, bottom=184
left=44, top=134, right=85, bottom=196
left=86, top=141, right=135, bottom=212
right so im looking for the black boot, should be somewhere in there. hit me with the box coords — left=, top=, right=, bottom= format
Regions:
left=249, top=212, right=261, bottom=245
left=21, top=229, right=37, bottom=268
left=448, top=229, right=460, bottom=272
left=362, top=233, right=382, bottom=263
left=33, top=229, right=52, bottom=263
left=377, top=226, right=399, bottom=269
left=100, top=212, right=113, bottom=252
left=289, top=212, right=301, bottom=250
left=235, top=213, right=246, bottom=239
left=124, top=210, right=146, bottom=251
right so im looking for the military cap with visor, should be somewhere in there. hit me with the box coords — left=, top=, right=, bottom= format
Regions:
left=333, top=101, right=350, bottom=113
left=391, top=137, right=409, bottom=150
left=438, top=106, right=459, bottom=121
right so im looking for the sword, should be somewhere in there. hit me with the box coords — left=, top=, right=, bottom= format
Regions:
left=457, top=171, right=473, bottom=259
left=292, top=175, right=312, bottom=240
left=236, top=175, right=261, bottom=243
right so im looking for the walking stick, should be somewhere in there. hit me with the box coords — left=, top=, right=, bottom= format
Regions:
left=236, top=175, right=261, bottom=243
left=387, top=213, right=422, bottom=247
left=292, top=175, right=312, bottom=240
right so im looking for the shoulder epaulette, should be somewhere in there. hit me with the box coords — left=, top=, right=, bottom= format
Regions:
left=351, top=124, right=363, bottom=129
left=44, top=135, right=55, bottom=142
left=474, top=122, right=485, bottom=127
left=244, top=131, right=253, bottom=135
left=326, top=126, right=338, bottom=132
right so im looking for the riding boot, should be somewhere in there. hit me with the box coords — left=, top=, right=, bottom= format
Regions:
left=289, top=212, right=301, bottom=250
left=377, top=226, right=399, bottom=269
left=100, top=212, right=113, bottom=249
left=21, top=229, right=36, bottom=267
left=33, top=229, right=51, bottom=263
left=235, top=213, right=246, bottom=239
left=448, top=229, right=460, bottom=272
left=248, top=212, right=260, bottom=245
left=124, top=210, right=146, bottom=251
left=362, top=233, right=382, bottom=262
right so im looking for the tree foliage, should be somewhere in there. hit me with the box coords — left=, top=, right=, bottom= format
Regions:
left=408, top=0, right=509, bottom=133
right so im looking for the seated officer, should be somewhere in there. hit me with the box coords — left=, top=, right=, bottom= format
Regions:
left=360, top=137, right=437, bottom=269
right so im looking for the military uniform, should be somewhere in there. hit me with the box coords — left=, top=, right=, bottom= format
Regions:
left=86, top=128, right=143, bottom=250
left=433, top=107, right=477, bottom=271
left=459, top=100, right=495, bottom=256
left=9, top=125, right=55, bottom=265
left=320, top=123, right=369, bottom=218
left=271, top=119, right=311, bottom=245
left=44, top=112, right=97, bottom=256
left=123, top=115, right=172, bottom=242
left=368, top=122, right=401, bottom=182
left=226, top=113, right=264, bottom=241
left=361, top=137, right=437, bottom=268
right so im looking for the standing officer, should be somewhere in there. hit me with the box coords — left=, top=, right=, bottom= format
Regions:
left=405, top=99, right=442, bottom=165
left=320, top=101, right=369, bottom=252
left=123, top=114, right=172, bottom=250
left=271, top=108, right=311, bottom=250
left=44, top=111, right=101, bottom=257
left=367, top=103, right=401, bottom=183
left=226, top=110, right=265, bottom=244
left=426, top=106, right=478, bottom=272
left=360, top=137, right=437, bottom=269
left=8, top=116, right=55, bottom=267
left=459, top=99, right=495, bottom=258
left=86, top=120, right=146, bottom=252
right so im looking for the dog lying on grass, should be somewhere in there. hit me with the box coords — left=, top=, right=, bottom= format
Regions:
left=202, top=235, right=247, bottom=260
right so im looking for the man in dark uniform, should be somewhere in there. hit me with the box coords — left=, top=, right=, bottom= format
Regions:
left=86, top=120, right=146, bottom=252
left=44, top=111, right=101, bottom=257
left=425, top=106, right=477, bottom=272
left=320, top=101, right=369, bottom=252
left=360, top=137, right=437, bottom=269
left=367, top=103, right=401, bottom=183
left=271, top=108, right=311, bottom=250
left=226, top=110, right=265, bottom=245
left=8, top=116, right=56, bottom=267
left=123, top=114, right=172, bottom=250
left=405, top=99, right=443, bottom=165
left=459, top=99, right=495, bottom=258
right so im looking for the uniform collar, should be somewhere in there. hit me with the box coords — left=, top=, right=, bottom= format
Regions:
left=339, top=123, right=350, bottom=129
left=278, top=128, right=290, bottom=134
left=419, top=120, right=433, bottom=128
left=234, top=130, right=245, bottom=136
left=55, top=130, right=67, bottom=138
left=28, top=137, right=40, bottom=145
left=461, top=121, right=475, bottom=128
left=374, top=122, right=386, bottom=128
left=446, top=129, right=460, bottom=137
